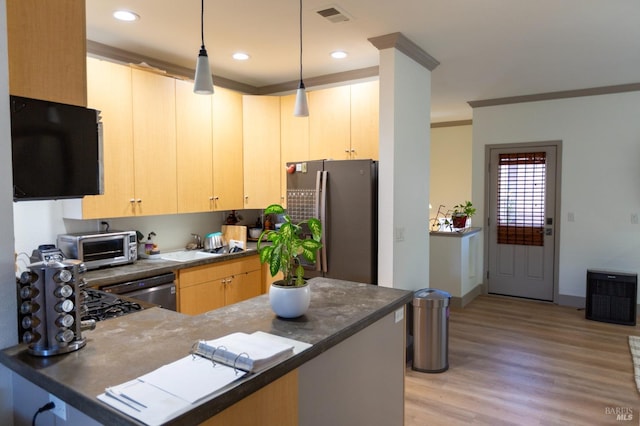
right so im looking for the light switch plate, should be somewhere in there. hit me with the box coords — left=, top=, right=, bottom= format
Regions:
left=394, top=307, right=404, bottom=323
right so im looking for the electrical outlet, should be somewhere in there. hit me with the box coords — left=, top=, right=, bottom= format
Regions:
left=632, top=213, right=639, bottom=225
left=567, top=212, right=575, bottom=222
left=49, top=394, right=67, bottom=420
left=395, top=226, right=405, bottom=242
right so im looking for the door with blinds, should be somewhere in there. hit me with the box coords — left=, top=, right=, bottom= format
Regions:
left=488, top=144, right=558, bottom=301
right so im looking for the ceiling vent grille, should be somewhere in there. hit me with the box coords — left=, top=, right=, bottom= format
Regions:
left=316, top=6, right=351, bottom=23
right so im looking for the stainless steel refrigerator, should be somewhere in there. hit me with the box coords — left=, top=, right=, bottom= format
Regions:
left=285, top=159, right=378, bottom=284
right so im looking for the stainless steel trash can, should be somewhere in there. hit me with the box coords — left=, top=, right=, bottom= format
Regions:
left=412, top=288, right=451, bottom=373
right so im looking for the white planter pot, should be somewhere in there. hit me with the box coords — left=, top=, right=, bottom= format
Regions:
left=269, top=281, right=311, bottom=318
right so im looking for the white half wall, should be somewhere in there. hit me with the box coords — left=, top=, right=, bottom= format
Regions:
left=472, top=91, right=640, bottom=301
left=377, top=48, right=431, bottom=291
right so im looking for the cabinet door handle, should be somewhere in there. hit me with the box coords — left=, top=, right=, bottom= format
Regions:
left=136, top=199, right=142, bottom=203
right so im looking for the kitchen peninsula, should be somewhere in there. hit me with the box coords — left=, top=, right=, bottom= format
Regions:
left=1, top=278, right=412, bottom=426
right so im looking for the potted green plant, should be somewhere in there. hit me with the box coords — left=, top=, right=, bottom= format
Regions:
left=451, top=201, right=476, bottom=229
left=257, top=204, right=323, bottom=318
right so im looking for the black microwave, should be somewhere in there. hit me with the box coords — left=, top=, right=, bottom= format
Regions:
left=10, top=95, right=104, bottom=201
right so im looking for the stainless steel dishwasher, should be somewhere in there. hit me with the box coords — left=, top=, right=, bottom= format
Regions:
left=100, top=272, right=177, bottom=311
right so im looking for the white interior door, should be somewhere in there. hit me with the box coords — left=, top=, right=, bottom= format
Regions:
left=487, top=145, right=557, bottom=301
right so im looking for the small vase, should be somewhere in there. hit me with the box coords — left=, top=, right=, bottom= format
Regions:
left=269, top=281, right=310, bottom=318
left=452, top=215, right=468, bottom=229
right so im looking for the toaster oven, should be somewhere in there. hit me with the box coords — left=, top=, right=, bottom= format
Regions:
left=57, top=230, right=137, bottom=270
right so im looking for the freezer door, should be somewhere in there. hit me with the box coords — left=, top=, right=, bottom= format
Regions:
left=323, top=160, right=377, bottom=284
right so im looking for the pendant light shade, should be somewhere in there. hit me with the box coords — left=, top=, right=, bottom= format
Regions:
left=194, top=0, right=214, bottom=95
left=293, top=0, right=309, bottom=117
left=294, top=81, right=309, bottom=117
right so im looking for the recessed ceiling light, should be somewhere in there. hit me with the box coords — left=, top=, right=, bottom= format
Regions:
left=331, top=50, right=348, bottom=59
left=232, top=52, right=250, bottom=61
left=113, top=10, right=140, bottom=22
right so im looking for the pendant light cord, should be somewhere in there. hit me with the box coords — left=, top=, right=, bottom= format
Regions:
left=299, top=0, right=303, bottom=82
left=200, top=0, right=205, bottom=49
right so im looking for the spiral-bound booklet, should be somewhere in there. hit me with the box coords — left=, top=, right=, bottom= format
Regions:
left=98, top=331, right=310, bottom=425
left=191, top=331, right=295, bottom=373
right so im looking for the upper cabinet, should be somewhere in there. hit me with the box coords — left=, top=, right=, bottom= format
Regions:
left=212, top=87, right=245, bottom=211
left=176, top=82, right=244, bottom=213
left=69, top=61, right=178, bottom=219
left=308, top=81, right=379, bottom=161
left=309, top=86, right=351, bottom=160
left=350, top=81, right=379, bottom=160
left=131, top=68, right=178, bottom=216
left=66, top=56, right=378, bottom=219
left=175, top=79, right=214, bottom=214
left=81, top=58, right=135, bottom=219
left=6, top=0, right=87, bottom=106
left=242, top=96, right=281, bottom=209
left=280, top=93, right=310, bottom=207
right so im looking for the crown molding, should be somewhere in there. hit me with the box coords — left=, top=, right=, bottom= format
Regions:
left=256, top=66, right=379, bottom=95
left=87, top=40, right=258, bottom=94
left=468, top=83, right=640, bottom=109
left=431, top=120, right=473, bottom=128
left=88, top=40, right=380, bottom=95
left=368, top=32, right=439, bottom=71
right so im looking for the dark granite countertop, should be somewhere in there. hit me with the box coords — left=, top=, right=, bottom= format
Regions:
left=0, top=278, right=413, bottom=425
left=83, top=247, right=260, bottom=288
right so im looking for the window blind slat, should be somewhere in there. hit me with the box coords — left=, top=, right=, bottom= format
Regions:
left=497, top=152, right=546, bottom=246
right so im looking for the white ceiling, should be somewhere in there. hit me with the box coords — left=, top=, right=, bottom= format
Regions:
left=86, top=0, right=640, bottom=123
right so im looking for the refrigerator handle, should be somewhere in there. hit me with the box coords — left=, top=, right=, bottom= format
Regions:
left=319, top=170, right=328, bottom=273
left=314, top=171, right=322, bottom=272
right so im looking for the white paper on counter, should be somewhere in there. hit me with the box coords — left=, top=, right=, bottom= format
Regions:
left=98, top=379, right=191, bottom=426
left=250, top=331, right=312, bottom=355
left=139, top=355, right=247, bottom=404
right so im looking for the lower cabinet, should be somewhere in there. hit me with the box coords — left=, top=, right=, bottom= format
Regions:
left=178, top=256, right=262, bottom=315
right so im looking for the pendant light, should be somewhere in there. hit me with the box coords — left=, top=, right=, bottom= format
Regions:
left=193, top=0, right=214, bottom=94
left=293, top=0, right=309, bottom=117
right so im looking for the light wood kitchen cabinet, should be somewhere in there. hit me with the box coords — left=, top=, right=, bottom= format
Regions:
left=280, top=93, right=310, bottom=206
left=174, top=83, right=244, bottom=213
left=308, top=82, right=379, bottom=162
left=212, top=87, right=245, bottom=211
left=350, top=80, right=379, bottom=160
left=67, top=61, right=178, bottom=218
left=131, top=68, right=178, bottom=216
left=80, top=58, right=136, bottom=219
left=178, top=256, right=263, bottom=315
left=176, top=79, right=214, bottom=213
left=261, top=262, right=284, bottom=294
left=6, top=0, right=87, bottom=106
left=308, top=86, right=351, bottom=161
left=242, top=96, right=281, bottom=209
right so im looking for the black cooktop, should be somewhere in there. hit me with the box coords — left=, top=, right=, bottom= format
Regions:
left=81, top=288, right=146, bottom=322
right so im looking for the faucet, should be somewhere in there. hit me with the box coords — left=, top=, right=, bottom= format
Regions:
left=187, top=233, right=202, bottom=250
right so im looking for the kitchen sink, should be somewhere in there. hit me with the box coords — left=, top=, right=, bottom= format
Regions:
left=160, top=250, right=225, bottom=262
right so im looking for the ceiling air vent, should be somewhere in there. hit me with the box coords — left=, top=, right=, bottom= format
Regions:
left=316, top=6, right=351, bottom=23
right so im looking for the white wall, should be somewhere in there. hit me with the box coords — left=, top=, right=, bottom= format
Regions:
left=430, top=125, right=472, bottom=214
left=472, top=91, right=640, bottom=301
left=0, top=0, right=17, bottom=422
left=12, top=203, right=265, bottom=276
left=377, top=48, right=431, bottom=291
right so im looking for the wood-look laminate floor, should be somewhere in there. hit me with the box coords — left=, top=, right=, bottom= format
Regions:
left=405, top=295, right=640, bottom=426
